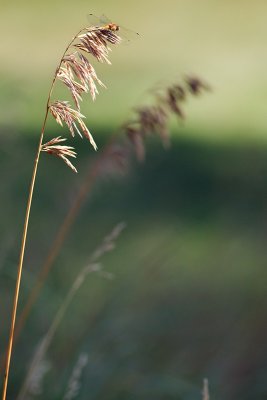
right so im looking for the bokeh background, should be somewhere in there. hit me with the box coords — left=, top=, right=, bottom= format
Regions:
left=1, top=0, right=267, bottom=399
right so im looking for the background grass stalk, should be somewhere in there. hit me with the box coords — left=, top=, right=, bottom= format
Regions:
left=7, top=77, right=209, bottom=352
left=16, top=222, right=125, bottom=400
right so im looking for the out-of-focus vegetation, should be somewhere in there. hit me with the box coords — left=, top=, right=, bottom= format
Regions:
left=1, top=1, right=267, bottom=399
left=1, top=132, right=267, bottom=399
left=1, top=0, right=267, bottom=138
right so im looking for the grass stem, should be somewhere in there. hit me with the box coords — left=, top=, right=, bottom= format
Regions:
left=1, top=29, right=85, bottom=399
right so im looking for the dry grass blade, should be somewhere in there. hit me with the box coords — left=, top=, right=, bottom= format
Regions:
left=42, top=136, right=77, bottom=173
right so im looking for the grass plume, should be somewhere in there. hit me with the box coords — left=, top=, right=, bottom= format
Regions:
left=1, top=16, right=124, bottom=400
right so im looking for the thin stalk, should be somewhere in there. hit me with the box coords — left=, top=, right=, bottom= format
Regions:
left=1, top=111, right=47, bottom=400
left=1, top=28, right=84, bottom=400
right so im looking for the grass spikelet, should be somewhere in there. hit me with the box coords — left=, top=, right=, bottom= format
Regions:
left=41, top=136, right=78, bottom=173
left=49, top=101, right=97, bottom=150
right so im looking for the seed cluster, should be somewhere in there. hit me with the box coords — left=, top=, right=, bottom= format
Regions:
left=89, top=76, right=210, bottom=178
left=41, top=136, right=78, bottom=173
left=42, top=22, right=122, bottom=172
left=125, top=76, right=210, bottom=162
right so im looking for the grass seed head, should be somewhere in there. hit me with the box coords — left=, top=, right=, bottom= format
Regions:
left=41, top=136, right=78, bottom=173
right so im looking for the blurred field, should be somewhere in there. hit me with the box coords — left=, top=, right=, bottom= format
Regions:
left=1, top=131, right=267, bottom=399
left=1, top=0, right=267, bottom=137
left=1, top=1, right=267, bottom=399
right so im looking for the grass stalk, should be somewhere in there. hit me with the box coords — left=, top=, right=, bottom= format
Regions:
left=1, top=92, right=55, bottom=399
left=1, top=127, right=44, bottom=400
left=1, top=26, right=101, bottom=399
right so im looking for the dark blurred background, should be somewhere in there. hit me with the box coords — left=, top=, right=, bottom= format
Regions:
left=1, top=1, right=267, bottom=399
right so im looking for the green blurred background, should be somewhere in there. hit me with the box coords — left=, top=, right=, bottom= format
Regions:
left=1, top=0, right=267, bottom=399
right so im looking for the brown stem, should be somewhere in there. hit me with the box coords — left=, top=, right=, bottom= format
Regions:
left=1, top=118, right=46, bottom=400
left=1, top=28, right=85, bottom=400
